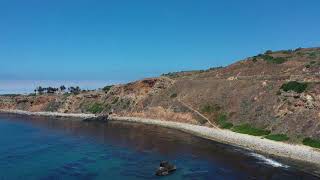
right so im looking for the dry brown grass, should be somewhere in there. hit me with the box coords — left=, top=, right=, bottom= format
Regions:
left=128, top=106, right=198, bottom=124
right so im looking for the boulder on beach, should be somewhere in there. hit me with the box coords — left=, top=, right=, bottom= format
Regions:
left=83, top=114, right=109, bottom=122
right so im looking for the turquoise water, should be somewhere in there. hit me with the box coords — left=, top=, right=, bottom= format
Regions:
left=0, top=114, right=319, bottom=180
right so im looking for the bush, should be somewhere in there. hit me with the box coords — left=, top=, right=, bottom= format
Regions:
left=112, top=97, right=119, bottom=104
left=305, top=64, right=311, bottom=68
left=272, top=57, right=287, bottom=64
left=252, top=57, right=258, bottom=62
left=303, top=138, right=320, bottom=149
left=232, top=124, right=270, bottom=136
left=260, top=54, right=273, bottom=61
left=265, top=134, right=289, bottom=141
left=280, top=81, right=308, bottom=93
left=200, top=104, right=221, bottom=114
left=103, top=85, right=113, bottom=92
left=258, top=55, right=287, bottom=64
left=0, top=94, right=21, bottom=97
left=87, top=103, right=104, bottom=114
left=216, top=114, right=233, bottom=129
left=282, top=49, right=293, bottom=54
left=265, top=50, right=273, bottom=54
left=170, top=93, right=177, bottom=98
left=308, top=52, right=317, bottom=59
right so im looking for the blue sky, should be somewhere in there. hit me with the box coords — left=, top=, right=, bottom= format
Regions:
left=1, top=0, right=320, bottom=82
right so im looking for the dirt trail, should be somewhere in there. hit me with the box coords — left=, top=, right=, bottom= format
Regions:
left=177, top=99, right=218, bottom=128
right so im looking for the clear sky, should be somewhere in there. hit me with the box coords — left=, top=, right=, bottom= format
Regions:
left=1, top=0, right=320, bottom=82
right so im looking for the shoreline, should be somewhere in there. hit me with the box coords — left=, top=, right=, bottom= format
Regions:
left=1, top=109, right=320, bottom=167
left=110, top=116, right=320, bottom=167
left=0, top=109, right=96, bottom=119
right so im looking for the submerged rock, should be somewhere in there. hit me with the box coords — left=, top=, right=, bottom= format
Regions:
left=155, top=161, right=176, bottom=176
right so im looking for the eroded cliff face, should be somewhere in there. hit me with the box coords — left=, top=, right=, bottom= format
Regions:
left=1, top=48, right=320, bottom=138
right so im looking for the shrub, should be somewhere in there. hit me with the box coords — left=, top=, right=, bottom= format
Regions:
left=268, top=57, right=287, bottom=64
left=265, top=134, right=289, bottom=141
left=112, top=97, right=119, bottom=104
left=87, top=103, right=104, bottom=114
left=259, top=55, right=287, bottom=64
left=170, top=93, right=177, bottom=98
left=303, top=138, right=320, bottom=149
left=0, top=94, right=21, bottom=97
left=305, top=64, right=311, bottom=68
left=252, top=57, right=258, bottom=62
left=232, top=124, right=270, bottom=136
left=260, top=54, right=273, bottom=61
left=200, top=104, right=221, bottom=114
left=217, top=114, right=233, bottom=129
left=265, top=50, right=273, bottom=54
left=68, top=86, right=81, bottom=94
left=103, top=85, right=113, bottom=92
left=280, top=81, right=308, bottom=93
left=282, top=49, right=293, bottom=54
left=308, top=52, right=317, bottom=59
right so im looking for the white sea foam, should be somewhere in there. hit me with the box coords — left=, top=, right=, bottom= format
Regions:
left=249, top=152, right=289, bottom=168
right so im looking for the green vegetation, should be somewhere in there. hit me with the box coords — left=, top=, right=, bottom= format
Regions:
left=112, top=97, right=119, bottom=104
left=87, top=103, right=104, bottom=114
left=170, top=93, right=177, bottom=98
left=63, top=93, right=72, bottom=97
left=68, top=86, right=81, bottom=94
left=308, top=52, right=317, bottom=59
left=200, top=104, right=221, bottom=114
left=0, top=94, right=21, bottom=97
left=296, top=52, right=303, bottom=56
left=46, top=101, right=61, bottom=112
left=256, top=54, right=287, bottom=64
left=232, top=124, right=270, bottom=136
left=265, top=134, right=289, bottom=141
left=280, top=81, right=308, bottom=93
left=303, top=138, right=320, bottom=149
left=207, top=66, right=224, bottom=71
left=216, top=114, right=233, bottom=129
left=103, top=85, right=113, bottom=92
left=304, top=60, right=319, bottom=69
left=252, top=57, right=258, bottom=62
left=267, top=57, right=287, bottom=64
left=162, top=70, right=201, bottom=78
left=265, top=50, right=272, bottom=54
left=281, top=49, right=293, bottom=54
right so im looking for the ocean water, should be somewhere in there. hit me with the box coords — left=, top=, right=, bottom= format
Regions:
left=0, top=114, right=319, bottom=180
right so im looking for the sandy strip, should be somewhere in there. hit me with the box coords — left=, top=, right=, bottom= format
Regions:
left=1, top=109, right=320, bottom=166
left=0, top=109, right=96, bottom=119
left=110, top=116, right=320, bottom=166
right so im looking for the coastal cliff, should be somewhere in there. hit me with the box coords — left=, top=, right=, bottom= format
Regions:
left=1, top=47, right=320, bottom=140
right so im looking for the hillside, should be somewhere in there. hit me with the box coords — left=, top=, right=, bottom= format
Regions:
left=1, top=47, right=320, bottom=140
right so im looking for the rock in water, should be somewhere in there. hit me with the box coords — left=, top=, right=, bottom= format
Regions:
left=155, top=161, right=176, bottom=176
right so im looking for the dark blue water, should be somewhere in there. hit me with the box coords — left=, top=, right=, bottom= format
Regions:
left=0, top=114, right=319, bottom=180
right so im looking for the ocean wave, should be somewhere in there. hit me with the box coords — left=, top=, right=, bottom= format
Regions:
left=249, top=152, right=289, bottom=168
